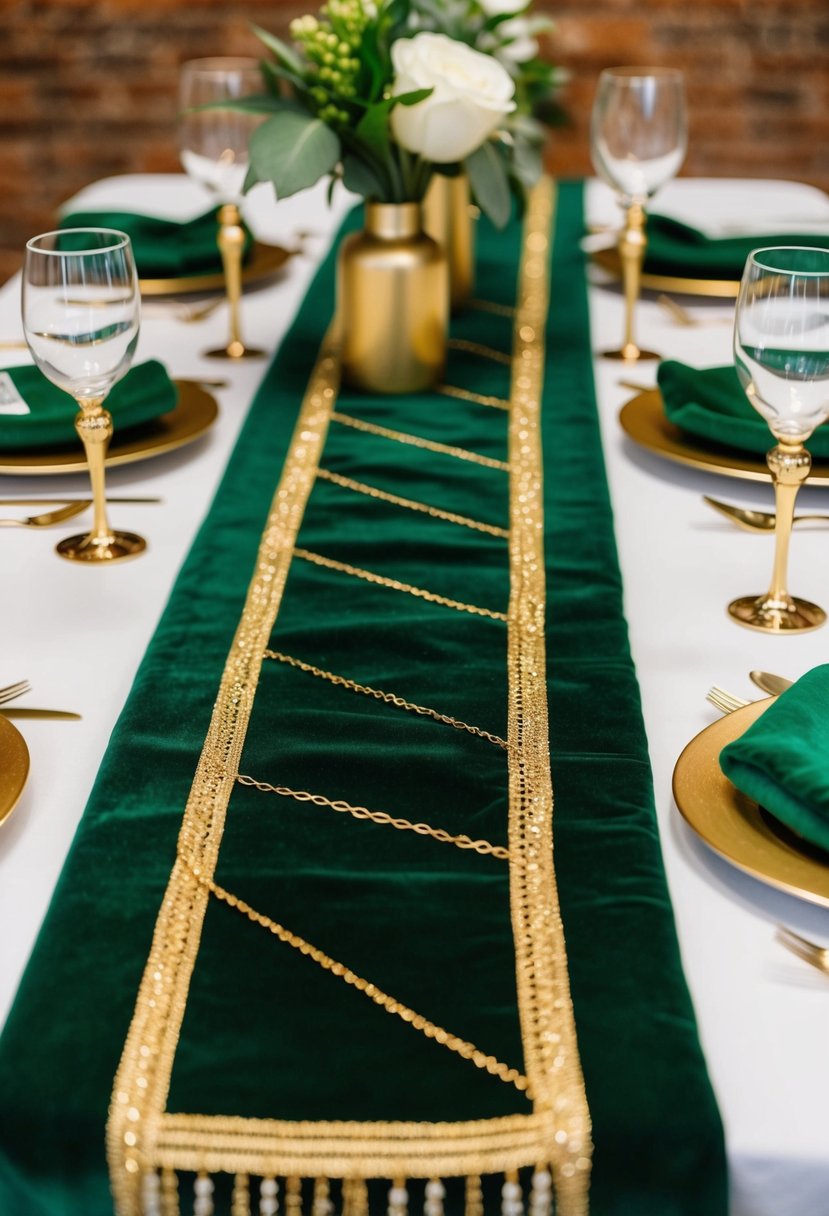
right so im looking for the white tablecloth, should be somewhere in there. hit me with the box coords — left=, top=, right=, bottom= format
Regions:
left=1, top=174, right=828, bottom=1216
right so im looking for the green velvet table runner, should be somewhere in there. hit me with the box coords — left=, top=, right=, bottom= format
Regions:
left=0, top=181, right=726, bottom=1216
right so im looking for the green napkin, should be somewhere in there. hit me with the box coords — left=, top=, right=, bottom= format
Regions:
left=657, top=360, right=829, bottom=457
left=646, top=214, right=829, bottom=280
left=59, top=209, right=253, bottom=279
left=0, top=360, right=177, bottom=450
left=720, top=665, right=829, bottom=854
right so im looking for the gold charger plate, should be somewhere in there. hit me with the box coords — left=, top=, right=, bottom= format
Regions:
left=620, top=389, right=829, bottom=483
left=139, top=241, right=295, bottom=296
left=673, top=698, right=829, bottom=908
left=592, top=246, right=740, bottom=299
left=0, top=715, right=30, bottom=827
left=0, top=381, right=217, bottom=476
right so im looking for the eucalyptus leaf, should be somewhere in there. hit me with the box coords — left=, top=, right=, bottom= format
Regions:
left=342, top=154, right=386, bottom=199
left=192, top=95, right=302, bottom=115
left=464, top=141, right=511, bottom=229
left=249, top=112, right=341, bottom=199
left=251, top=24, right=307, bottom=78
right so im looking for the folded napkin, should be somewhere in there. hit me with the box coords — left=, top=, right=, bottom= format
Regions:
left=720, top=665, right=829, bottom=854
left=657, top=360, right=829, bottom=458
left=0, top=360, right=177, bottom=449
left=646, top=214, right=829, bottom=280
left=58, top=209, right=253, bottom=279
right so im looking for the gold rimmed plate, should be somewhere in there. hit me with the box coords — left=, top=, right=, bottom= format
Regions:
left=139, top=241, right=295, bottom=296
left=0, top=715, right=30, bottom=827
left=673, top=698, right=829, bottom=907
left=592, top=247, right=740, bottom=299
left=0, top=381, right=217, bottom=476
left=620, top=389, right=829, bottom=483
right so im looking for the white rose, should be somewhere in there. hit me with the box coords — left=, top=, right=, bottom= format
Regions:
left=478, top=0, right=530, bottom=17
left=391, top=33, right=516, bottom=164
left=493, top=17, right=539, bottom=63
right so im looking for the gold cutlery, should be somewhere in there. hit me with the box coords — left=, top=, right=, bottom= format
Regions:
left=750, top=670, right=794, bottom=696
left=703, top=495, right=829, bottom=533
left=776, top=925, right=829, bottom=978
left=656, top=294, right=733, bottom=328
left=0, top=497, right=161, bottom=507
left=0, top=707, right=81, bottom=721
left=706, top=685, right=750, bottom=715
left=616, top=378, right=655, bottom=393
left=0, top=679, right=30, bottom=704
left=0, top=502, right=95, bottom=528
left=0, top=340, right=28, bottom=349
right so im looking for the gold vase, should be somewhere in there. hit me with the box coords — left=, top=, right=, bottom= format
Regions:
left=422, top=173, right=475, bottom=312
left=338, top=202, right=448, bottom=394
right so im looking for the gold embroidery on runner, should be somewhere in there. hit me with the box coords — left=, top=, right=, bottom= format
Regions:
left=469, top=298, right=516, bottom=319
left=438, top=384, right=510, bottom=411
left=316, top=467, right=509, bottom=538
left=505, top=179, right=592, bottom=1210
left=448, top=338, right=512, bottom=367
left=293, top=548, right=508, bottom=622
left=331, top=411, right=510, bottom=472
left=262, top=649, right=508, bottom=749
left=236, top=774, right=509, bottom=858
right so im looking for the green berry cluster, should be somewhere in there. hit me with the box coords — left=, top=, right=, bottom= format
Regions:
left=290, top=0, right=370, bottom=125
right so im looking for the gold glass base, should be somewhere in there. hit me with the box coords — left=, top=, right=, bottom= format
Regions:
left=204, top=342, right=266, bottom=360
left=56, top=530, right=147, bottom=563
left=727, top=593, right=826, bottom=633
left=602, top=346, right=660, bottom=362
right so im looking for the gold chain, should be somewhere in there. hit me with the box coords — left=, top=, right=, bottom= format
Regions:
left=438, top=384, right=510, bottom=411
left=183, top=856, right=531, bottom=1096
left=263, top=649, right=508, bottom=749
left=448, top=338, right=512, bottom=367
left=316, top=467, right=509, bottom=539
left=293, top=548, right=508, bottom=621
left=469, top=298, right=516, bottom=319
left=331, top=411, right=510, bottom=472
left=236, top=772, right=510, bottom=860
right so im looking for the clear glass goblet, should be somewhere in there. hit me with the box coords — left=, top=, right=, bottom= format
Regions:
left=22, top=228, right=145, bottom=563
left=728, top=246, right=829, bottom=632
left=590, top=67, right=687, bottom=362
left=179, top=56, right=266, bottom=361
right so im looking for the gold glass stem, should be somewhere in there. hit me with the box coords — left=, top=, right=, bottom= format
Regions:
left=766, top=442, right=809, bottom=606
left=728, top=440, right=825, bottom=632
left=54, top=396, right=146, bottom=563
left=602, top=203, right=659, bottom=362
left=219, top=204, right=244, bottom=356
left=76, top=396, right=113, bottom=543
left=205, top=204, right=264, bottom=361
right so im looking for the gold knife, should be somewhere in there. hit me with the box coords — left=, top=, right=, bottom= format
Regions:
left=0, top=708, right=81, bottom=721
left=0, top=497, right=161, bottom=507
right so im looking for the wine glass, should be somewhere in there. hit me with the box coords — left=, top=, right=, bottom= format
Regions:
left=178, top=57, right=266, bottom=360
left=728, top=246, right=829, bottom=632
left=590, top=67, right=687, bottom=361
left=22, top=228, right=145, bottom=563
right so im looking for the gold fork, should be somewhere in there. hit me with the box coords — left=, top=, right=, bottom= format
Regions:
left=706, top=685, right=750, bottom=715
left=0, top=679, right=30, bottom=704
left=0, top=501, right=91, bottom=528
left=777, top=925, right=829, bottom=978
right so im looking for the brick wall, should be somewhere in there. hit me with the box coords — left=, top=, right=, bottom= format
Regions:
left=2, top=0, right=828, bottom=282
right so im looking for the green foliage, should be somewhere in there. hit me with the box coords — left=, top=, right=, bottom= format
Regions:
left=464, top=140, right=511, bottom=229
left=248, top=111, right=341, bottom=199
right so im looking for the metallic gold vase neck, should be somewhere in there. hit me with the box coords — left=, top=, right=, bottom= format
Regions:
left=365, top=202, right=422, bottom=240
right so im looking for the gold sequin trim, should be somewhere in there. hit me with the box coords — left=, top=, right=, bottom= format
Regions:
left=184, top=859, right=528, bottom=1092
left=262, top=649, right=508, bottom=749
left=438, top=384, right=510, bottom=412
left=448, top=338, right=512, bottom=367
left=505, top=178, right=592, bottom=1209
left=316, top=467, right=508, bottom=538
left=236, top=773, right=510, bottom=859
left=331, top=411, right=509, bottom=472
left=292, top=548, right=508, bottom=622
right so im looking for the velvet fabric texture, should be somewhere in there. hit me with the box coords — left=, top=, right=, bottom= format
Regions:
left=0, top=182, right=726, bottom=1216
left=59, top=209, right=253, bottom=278
left=0, top=359, right=176, bottom=449
left=658, top=359, right=829, bottom=457
left=720, top=665, right=829, bottom=854
left=646, top=214, right=829, bottom=280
